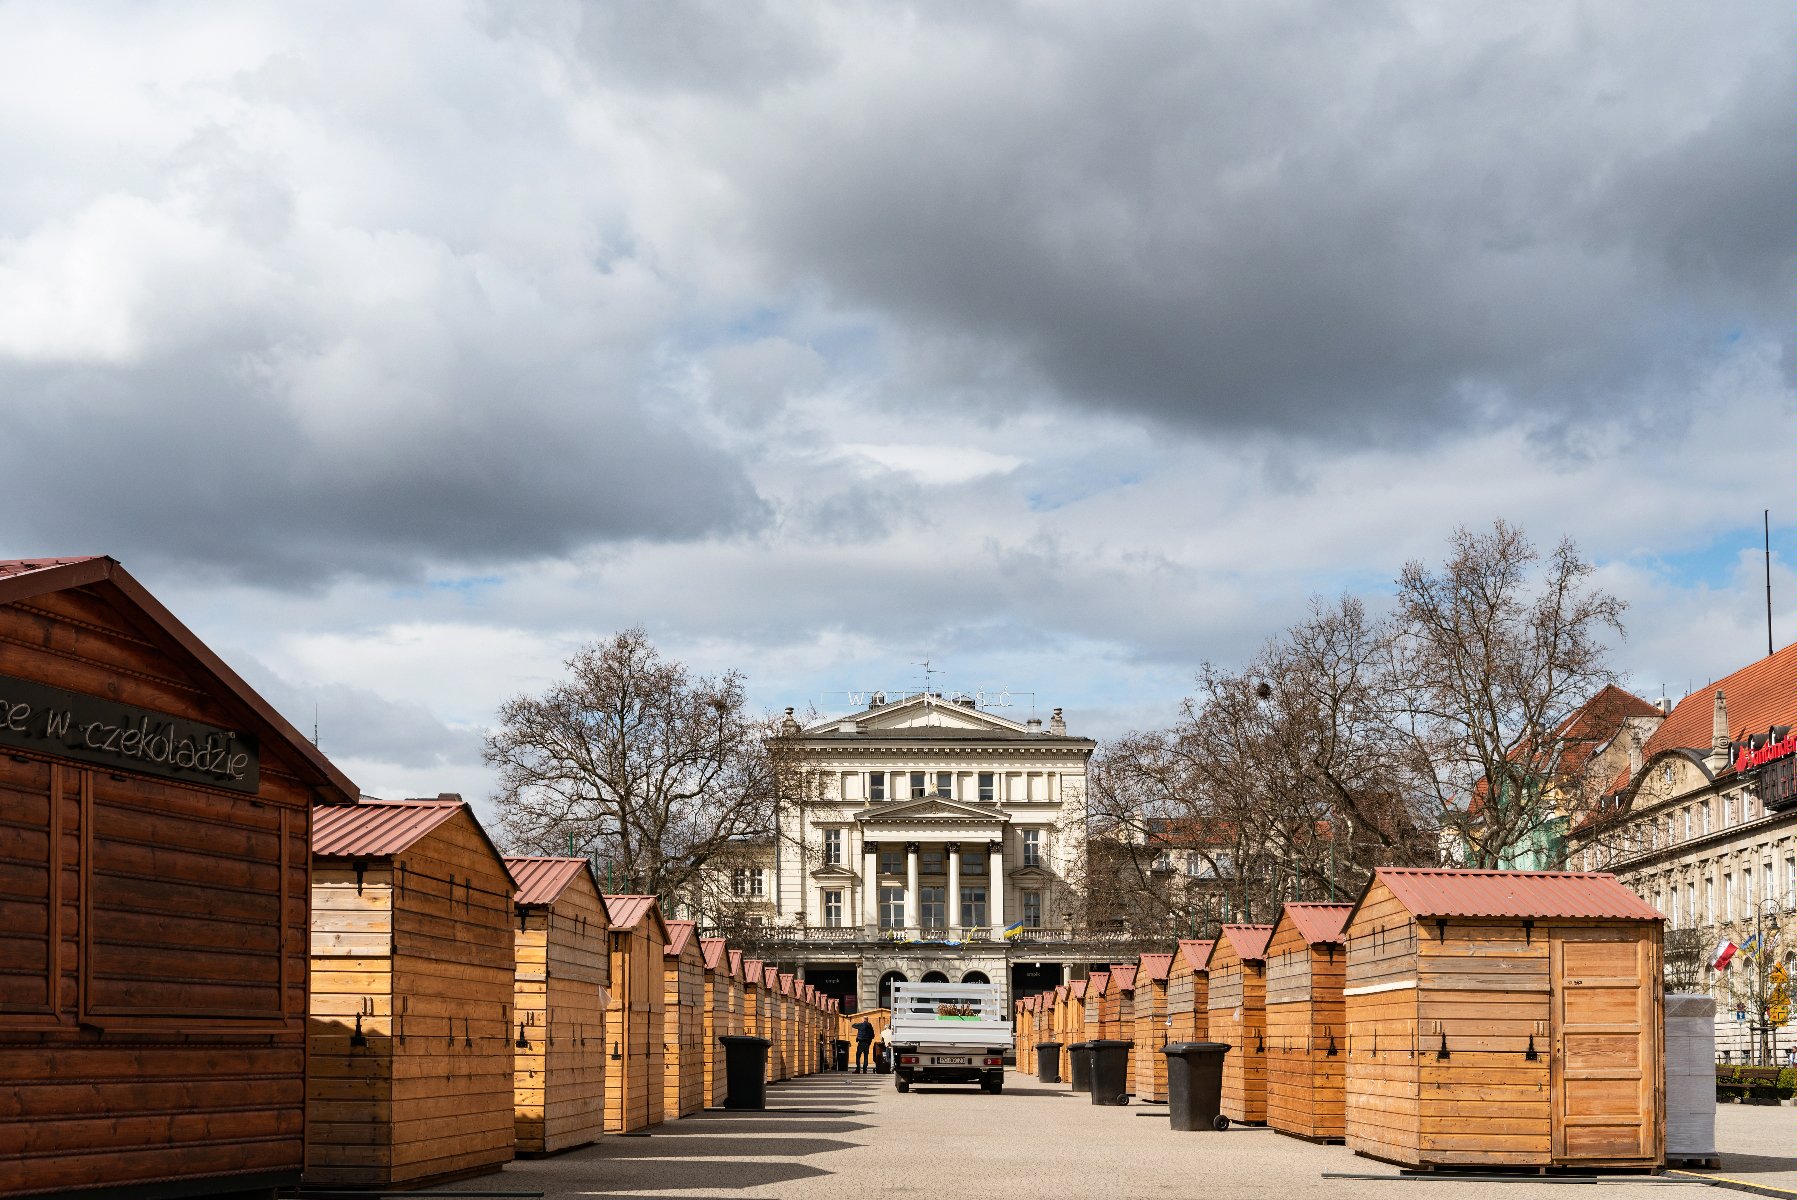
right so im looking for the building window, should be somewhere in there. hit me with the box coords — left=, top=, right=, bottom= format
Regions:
left=1684, top=808, right=1693, bottom=838
left=979, top=772, right=995, bottom=802
left=1153, top=850, right=1173, bottom=873
left=921, top=848, right=944, bottom=874
left=823, top=828, right=843, bottom=866
left=936, top=771, right=953, bottom=798
left=1745, top=867, right=1754, bottom=908
left=962, top=849, right=986, bottom=876
left=1022, top=890, right=1042, bottom=927
left=910, top=771, right=927, bottom=798
left=1702, top=804, right=1712, bottom=835
left=920, top=885, right=945, bottom=928
left=879, top=847, right=902, bottom=875
left=1724, top=874, right=1734, bottom=920
left=869, top=771, right=886, bottom=802
left=733, top=868, right=764, bottom=897
left=822, top=889, right=843, bottom=927
left=1786, top=856, right=1795, bottom=904
left=879, top=886, right=906, bottom=929
left=1686, top=881, right=1696, bottom=926
left=1021, top=828, right=1042, bottom=868
left=961, top=886, right=987, bottom=929
left=1706, top=877, right=1715, bottom=925
left=1726, top=796, right=1735, bottom=826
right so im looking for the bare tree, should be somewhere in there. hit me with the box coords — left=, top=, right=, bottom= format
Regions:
left=1387, top=521, right=1626, bottom=868
left=485, top=628, right=782, bottom=902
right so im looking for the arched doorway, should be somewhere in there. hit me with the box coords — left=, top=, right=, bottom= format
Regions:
left=878, top=970, right=907, bottom=1008
left=962, top=970, right=989, bottom=984
left=921, top=970, right=950, bottom=983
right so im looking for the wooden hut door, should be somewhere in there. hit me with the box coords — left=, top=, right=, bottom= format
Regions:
left=1549, top=930, right=1654, bottom=1163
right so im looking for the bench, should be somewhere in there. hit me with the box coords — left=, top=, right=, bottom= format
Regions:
left=1717, top=1065, right=1782, bottom=1103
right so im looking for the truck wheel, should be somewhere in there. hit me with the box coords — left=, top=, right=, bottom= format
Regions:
left=1212, top=1114, right=1229, bottom=1131
left=895, top=1077, right=910, bottom=1093
left=984, top=1079, right=1003, bottom=1095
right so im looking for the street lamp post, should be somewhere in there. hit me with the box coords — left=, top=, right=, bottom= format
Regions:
left=1747, top=896, right=1784, bottom=1066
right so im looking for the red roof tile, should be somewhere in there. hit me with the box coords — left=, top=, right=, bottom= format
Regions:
left=664, top=919, right=698, bottom=958
left=1643, top=642, right=1797, bottom=770
left=1278, top=903, right=1354, bottom=946
left=701, top=937, right=728, bottom=971
left=506, top=856, right=592, bottom=906
left=1176, top=939, right=1214, bottom=973
left=313, top=798, right=463, bottom=857
left=1372, top=867, right=1662, bottom=921
left=1110, top=964, right=1138, bottom=990
left=1219, top=924, right=1273, bottom=962
left=1137, top=953, right=1174, bottom=982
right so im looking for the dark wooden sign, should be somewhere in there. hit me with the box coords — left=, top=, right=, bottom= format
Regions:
left=0, top=672, right=259, bottom=792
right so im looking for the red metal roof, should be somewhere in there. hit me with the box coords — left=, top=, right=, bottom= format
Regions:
left=1279, top=902, right=1354, bottom=946
left=664, top=919, right=698, bottom=958
left=701, top=937, right=728, bottom=971
left=1110, top=963, right=1138, bottom=990
left=1087, top=970, right=1110, bottom=996
left=1137, top=953, right=1173, bottom=982
left=1069, top=980, right=1087, bottom=999
left=727, top=948, right=744, bottom=979
left=778, top=971, right=794, bottom=995
left=506, top=856, right=591, bottom=906
left=0, top=556, right=104, bottom=580
left=603, top=894, right=667, bottom=936
left=743, top=958, right=764, bottom=985
left=761, top=964, right=780, bottom=988
left=1372, top=867, right=1663, bottom=921
left=313, top=798, right=464, bottom=856
left=1175, top=939, right=1214, bottom=973
left=1219, top=924, right=1273, bottom=962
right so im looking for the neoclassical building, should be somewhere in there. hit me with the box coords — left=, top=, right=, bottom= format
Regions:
left=1569, top=643, right=1797, bottom=1061
left=716, top=691, right=1122, bottom=1011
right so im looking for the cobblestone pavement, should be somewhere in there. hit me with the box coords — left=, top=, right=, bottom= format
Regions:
left=438, top=1071, right=1794, bottom=1200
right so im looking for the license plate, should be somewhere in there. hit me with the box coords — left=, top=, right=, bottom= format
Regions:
left=934, top=1056, right=970, bottom=1065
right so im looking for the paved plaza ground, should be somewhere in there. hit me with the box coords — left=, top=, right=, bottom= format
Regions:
left=438, top=1071, right=1795, bottom=1200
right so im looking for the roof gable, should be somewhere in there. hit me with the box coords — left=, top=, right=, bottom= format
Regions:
left=664, top=919, right=700, bottom=959
left=604, top=894, right=671, bottom=940
left=315, top=798, right=513, bottom=893
left=0, top=556, right=356, bottom=801
left=1137, top=953, right=1173, bottom=982
left=1110, top=963, right=1138, bottom=990
left=1218, top=923, right=1273, bottom=963
left=808, top=692, right=1033, bottom=735
left=700, top=937, right=728, bottom=972
left=1175, top=939, right=1214, bottom=973
left=857, top=795, right=1008, bottom=823
left=1274, top=903, right=1354, bottom=947
left=506, top=856, right=597, bottom=907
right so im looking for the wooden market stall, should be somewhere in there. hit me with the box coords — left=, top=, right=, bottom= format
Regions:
left=603, top=895, right=669, bottom=1134
left=763, top=967, right=787, bottom=1081
left=1343, top=868, right=1665, bottom=1171
left=506, top=856, right=610, bottom=1156
left=1109, top=963, right=1139, bottom=1092
left=1049, top=984, right=1071, bottom=1078
left=309, top=797, right=519, bottom=1186
left=742, top=958, right=767, bottom=1064
left=1133, top=953, right=1175, bottom=1101
left=1016, top=997, right=1036, bottom=1074
left=662, top=920, right=706, bottom=1119
left=1063, top=979, right=1088, bottom=1081
left=0, top=557, right=356, bottom=1200
left=1082, top=970, right=1112, bottom=1043
left=1208, top=925, right=1273, bottom=1126
left=777, top=972, right=798, bottom=1080
left=1265, top=903, right=1353, bottom=1143
left=700, top=938, right=743, bottom=1108
left=1165, top=939, right=1214, bottom=1044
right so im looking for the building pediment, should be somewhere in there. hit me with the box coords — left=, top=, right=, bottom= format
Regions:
left=809, top=863, right=860, bottom=881
left=854, top=796, right=1010, bottom=825
left=807, top=692, right=1032, bottom=736
left=1007, top=864, right=1053, bottom=885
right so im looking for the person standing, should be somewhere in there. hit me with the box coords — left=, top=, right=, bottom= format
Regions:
left=851, top=1015, right=875, bottom=1073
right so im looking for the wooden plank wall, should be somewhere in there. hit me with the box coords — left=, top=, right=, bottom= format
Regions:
left=1165, top=954, right=1209, bottom=1043
left=605, top=917, right=665, bottom=1134
left=700, top=953, right=741, bottom=1109
left=1209, top=943, right=1266, bottom=1124
left=514, top=877, right=608, bottom=1155
left=307, top=863, right=394, bottom=1184
left=386, top=820, right=517, bottom=1183
left=1343, top=879, right=1422, bottom=1164
left=1133, top=974, right=1169, bottom=1101
left=662, top=940, right=705, bottom=1119
left=1548, top=927, right=1663, bottom=1167
left=0, top=589, right=315, bottom=1199
left=1265, top=934, right=1346, bottom=1142
left=1112, top=978, right=1137, bottom=1091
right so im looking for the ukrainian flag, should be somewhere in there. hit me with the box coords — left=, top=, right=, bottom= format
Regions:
left=1002, top=920, right=1024, bottom=940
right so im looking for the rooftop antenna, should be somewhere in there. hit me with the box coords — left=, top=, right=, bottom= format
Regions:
left=313, top=704, right=319, bottom=749
left=913, top=657, right=941, bottom=694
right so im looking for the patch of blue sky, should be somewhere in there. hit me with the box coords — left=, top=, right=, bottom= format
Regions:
left=1632, top=525, right=1773, bottom=589
left=1024, top=469, right=1145, bottom=512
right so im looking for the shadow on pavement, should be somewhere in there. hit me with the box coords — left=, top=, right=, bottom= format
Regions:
left=591, top=1135, right=858, bottom=1160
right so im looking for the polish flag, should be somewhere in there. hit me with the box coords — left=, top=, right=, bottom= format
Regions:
left=1712, top=940, right=1738, bottom=971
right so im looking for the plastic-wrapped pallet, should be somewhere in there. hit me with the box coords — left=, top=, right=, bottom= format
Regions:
left=1665, top=992, right=1718, bottom=1166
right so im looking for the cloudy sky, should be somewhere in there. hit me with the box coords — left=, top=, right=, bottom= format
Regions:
left=1, top=1, right=1791, bottom=807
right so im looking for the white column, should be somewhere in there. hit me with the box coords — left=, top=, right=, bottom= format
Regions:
left=905, top=842, right=920, bottom=931
left=989, top=839, right=1005, bottom=930
left=862, top=841, right=880, bottom=927
left=946, top=842, right=961, bottom=935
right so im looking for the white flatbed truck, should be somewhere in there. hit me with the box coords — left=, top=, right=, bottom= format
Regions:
left=888, top=982, right=1012, bottom=1094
